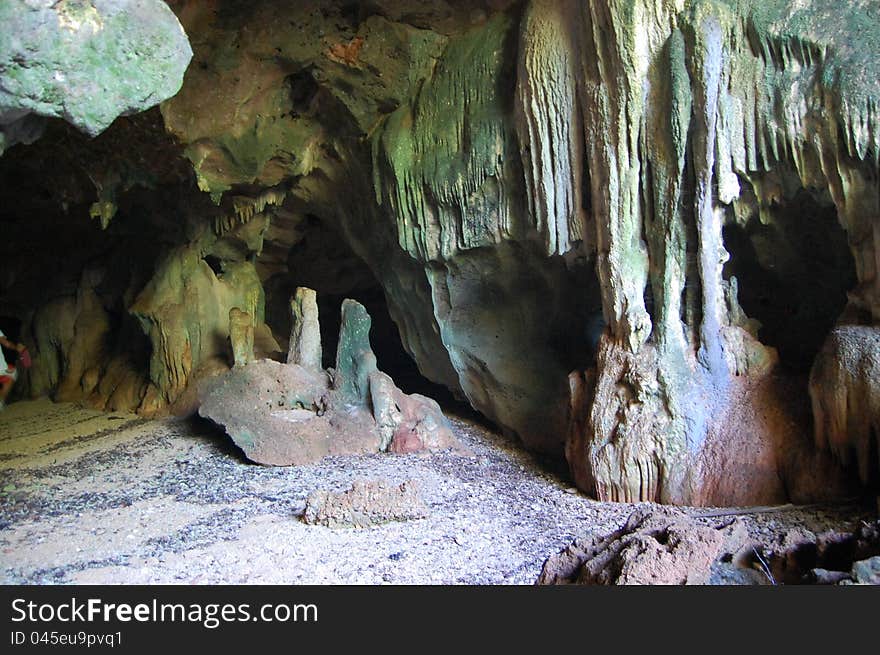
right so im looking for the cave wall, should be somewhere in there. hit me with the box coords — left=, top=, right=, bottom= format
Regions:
left=0, top=0, right=192, bottom=152
left=2, top=0, right=879, bottom=505
left=0, top=111, right=279, bottom=415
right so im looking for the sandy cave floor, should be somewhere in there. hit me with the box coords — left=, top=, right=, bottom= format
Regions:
left=0, top=398, right=874, bottom=585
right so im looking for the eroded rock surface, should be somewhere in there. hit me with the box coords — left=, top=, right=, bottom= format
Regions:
left=302, top=479, right=428, bottom=528
left=198, top=298, right=460, bottom=466
left=540, top=509, right=880, bottom=586
left=810, top=326, right=880, bottom=485
left=537, top=507, right=752, bottom=585
left=1, top=0, right=879, bottom=506
left=287, top=287, right=322, bottom=371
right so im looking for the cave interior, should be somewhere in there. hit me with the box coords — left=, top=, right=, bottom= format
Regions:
left=1, top=0, right=879, bottom=526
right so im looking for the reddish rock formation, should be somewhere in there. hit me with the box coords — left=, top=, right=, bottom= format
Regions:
left=198, top=297, right=461, bottom=466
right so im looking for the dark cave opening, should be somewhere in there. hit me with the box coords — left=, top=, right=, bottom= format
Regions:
left=722, top=189, right=857, bottom=374
left=567, top=259, right=605, bottom=372
left=285, top=69, right=320, bottom=118
left=203, top=254, right=224, bottom=277
left=263, top=216, right=467, bottom=412
left=0, top=315, right=23, bottom=370
left=104, top=304, right=154, bottom=376
left=315, top=287, right=462, bottom=406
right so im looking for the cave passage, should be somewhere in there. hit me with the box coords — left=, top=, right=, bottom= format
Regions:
left=264, top=215, right=467, bottom=411
left=316, top=286, right=461, bottom=407
left=722, top=189, right=857, bottom=374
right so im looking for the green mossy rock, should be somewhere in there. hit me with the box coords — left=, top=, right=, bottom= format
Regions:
left=333, top=299, right=377, bottom=407
left=0, top=0, right=192, bottom=150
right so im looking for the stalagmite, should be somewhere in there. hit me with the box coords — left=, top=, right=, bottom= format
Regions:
left=287, top=287, right=322, bottom=372
left=3, top=0, right=879, bottom=505
left=333, top=299, right=378, bottom=407
left=229, top=308, right=254, bottom=367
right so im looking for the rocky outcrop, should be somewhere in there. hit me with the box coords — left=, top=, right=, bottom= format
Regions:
left=537, top=507, right=753, bottom=585
left=525, top=0, right=878, bottom=504
left=368, top=0, right=879, bottom=503
left=539, top=509, right=880, bottom=586
left=129, top=241, right=278, bottom=415
left=198, top=297, right=460, bottom=465
left=0, top=0, right=192, bottom=152
left=198, top=358, right=373, bottom=466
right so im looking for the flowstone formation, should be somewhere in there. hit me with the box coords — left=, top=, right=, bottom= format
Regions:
left=810, top=326, right=880, bottom=487
left=198, top=294, right=460, bottom=466
left=538, top=0, right=880, bottom=504
left=0, top=0, right=192, bottom=152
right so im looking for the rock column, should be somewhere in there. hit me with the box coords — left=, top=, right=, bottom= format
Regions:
left=287, top=287, right=322, bottom=371
left=229, top=307, right=254, bottom=367
left=333, top=299, right=377, bottom=406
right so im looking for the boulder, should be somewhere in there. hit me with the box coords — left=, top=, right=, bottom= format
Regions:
left=199, top=299, right=460, bottom=465
left=302, top=479, right=428, bottom=528
left=369, top=370, right=458, bottom=453
left=287, top=287, right=322, bottom=371
left=0, top=0, right=192, bottom=151
left=197, top=359, right=380, bottom=466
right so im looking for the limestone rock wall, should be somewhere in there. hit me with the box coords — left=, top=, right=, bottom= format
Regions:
left=2, top=0, right=878, bottom=504
left=369, top=0, right=878, bottom=501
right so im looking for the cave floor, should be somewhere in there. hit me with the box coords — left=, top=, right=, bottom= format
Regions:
left=0, top=399, right=872, bottom=585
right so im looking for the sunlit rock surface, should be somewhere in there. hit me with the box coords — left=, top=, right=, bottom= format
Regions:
left=0, top=0, right=192, bottom=152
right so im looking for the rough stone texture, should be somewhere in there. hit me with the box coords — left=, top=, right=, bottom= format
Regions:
left=540, top=511, right=880, bottom=586
left=810, top=325, right=880, bottom=484
left=333, top=299, right=378, bottom=407
left=302, top=479, right=428, bottom=528
left=2, top=0, right=879, bottom=506
left=0, top=0, right=192, bottom=152
left=537, top=506, right=752, bottom=585
left=197, top=359, right=379, bottom=466
left=851, top=557, right=880, bottom=585
left=228, top=307, right=254, bottom=367
left=199, top=299, right=460, bottom=466
left=130, top=243, right=278, bottom=415
left=539, top=0, right=880, bottom=504
left=287, top=287, right=322, bottom=371
left=369, top=370, right=458, bottom=453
